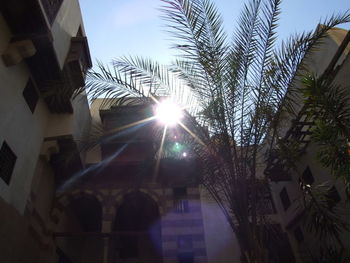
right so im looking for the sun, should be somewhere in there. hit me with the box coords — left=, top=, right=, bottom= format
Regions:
left=155, top=100, right=183, bottom=126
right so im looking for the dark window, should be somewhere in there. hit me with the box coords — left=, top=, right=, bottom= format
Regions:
left=300, top=166, right=314, bottom=186
left=256, top=188, right=276, bottom=215
left=173, top=187, right=187, bottom=198
left=173, top=187, right=189, bottom=213
left=40, top=0, right=64, bottom=24
left=0, top=141, right=17, bottom=185
left=178, top=252, right=194, bottom=263
left=23, top=79, right=39, bottom=113
left=178, top=235, right=193, bottom=250
left=174, top=200, right=189, bottom=213
left=293, top=227, right=304, bottom=243
left=326, top=186, right=341, bottom=209
left=280, top=187, right=291, bottom=211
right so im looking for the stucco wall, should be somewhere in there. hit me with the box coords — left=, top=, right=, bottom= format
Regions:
left=51, top=0, right=85, bottom=69
left=45, top=94, right=91, bottom=141
left=0, top=14, right=51, bottom=214
left=200, top=188, right=240, bottom=263
left=0, top=0, right=91, bottom=213
left=85, top=99, right=104, bottom=164
left=269, top=29, right=350, bottom=262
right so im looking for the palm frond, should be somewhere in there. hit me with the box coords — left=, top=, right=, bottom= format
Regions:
left=78, top=1, right=350, bottom=262
left=85, top=61, right=148, bottom=103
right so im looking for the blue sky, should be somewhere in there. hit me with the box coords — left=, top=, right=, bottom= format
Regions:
left=80, top=0, right=350, bottom=66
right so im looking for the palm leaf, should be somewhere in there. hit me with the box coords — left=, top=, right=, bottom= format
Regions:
left=78, top=1, right=350, bottom=262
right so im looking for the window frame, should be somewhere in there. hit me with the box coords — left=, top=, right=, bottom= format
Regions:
left=279, top=187, right=291, bottom=211
left=23, top=78, right=39, bottom=113
left=0, top=141, right=17, bottom=185
left=173, top=187, right=189, bottom=213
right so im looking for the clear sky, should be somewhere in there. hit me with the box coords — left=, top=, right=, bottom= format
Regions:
left=79, top=0, right=350, bottom=67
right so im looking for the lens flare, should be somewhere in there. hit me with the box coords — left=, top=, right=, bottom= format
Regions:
left=155, top=100, right=183, bottom=126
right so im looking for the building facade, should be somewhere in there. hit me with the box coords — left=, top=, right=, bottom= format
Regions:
left=1, top=0, right=349, bottom=262
left=0, top=1, right=214, bottom=262
left=266, top=27, right=350, bottom=262
left=0, top=0, right=92, bottom=262
left=51, top=98, right=210, bottom=263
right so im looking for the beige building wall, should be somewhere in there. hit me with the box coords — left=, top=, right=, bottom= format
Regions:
left=51, top=0, right=87, bottom=69
left=0, top=0, right=91, bottom=215
left=200, top=188, right=240, bottom=263
left=0, top=0, right=92, bottom=262
left=269, top=28, right=350, bottom=262
left=0, top=13, right=50, bottom=213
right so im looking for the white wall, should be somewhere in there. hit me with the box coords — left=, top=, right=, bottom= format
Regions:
left=51, top=0, right=85, bottom=69
left=200, top=188, right=241, bottom=263
left=0, top=14, right=50, bottom=214
left=0, top=0, right=91, bottom=213
left=269, top=28, right=350, bottom=261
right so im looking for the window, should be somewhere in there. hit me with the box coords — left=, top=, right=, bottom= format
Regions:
left=178, top=235, right=193, bottom=251
left=178, top=252, right=194, bottom=263
left=173, top=187, right=187, bottom=198
left=174, top=200, right=189, bottom=213
left=173, top=187, right=189, bottom=213
left=293, top=227, right=304, bottom=243
left=256, top=187, right=276, bottom=215
left=40, top=0, right=64, bottom=24
left=326, top=186, right=341, bottom=209
left=23, top=78, right=39, bottom=113
left=0, top=141, right=17, bottom=185
left=300, top=166, right=314, bottom=186
left=280, top=187, right=291, bottom=211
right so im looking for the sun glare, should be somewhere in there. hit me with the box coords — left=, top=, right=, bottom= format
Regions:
left=155, top=100, right=183, bottom=126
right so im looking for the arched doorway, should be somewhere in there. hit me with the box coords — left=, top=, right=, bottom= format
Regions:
left=111, top=191, right=162, bottom=263
left=70, top=194, right=104, bottom=263
left=56, top=194, right=103, bottom=263
left=69, top=194, right=102, bottom=232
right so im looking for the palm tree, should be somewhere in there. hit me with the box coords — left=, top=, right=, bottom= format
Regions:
left=294, top=73, right=350, bottom=260
left=82, top=0, right=350, bottom=262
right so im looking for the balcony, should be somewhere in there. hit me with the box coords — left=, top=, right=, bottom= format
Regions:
left=29, top=36, right=91, bottom=113
left=264, top=149, right=292, bottom=182
left=1, top=0, right=91, bottom=113
left=159, top=158, right=200, bottom=185
left=48, top=135, right=84, bottom=187
left=64, top=37, right=92, bottom=87
left=265, top=162, right=292, bottom=182
left=101, top=142, right=156, bottom=164
left=43, top=36, right=92, bottom=112
left=40, top=0, right=63, bottom=25
left=0, top=0, right=49, bottom=36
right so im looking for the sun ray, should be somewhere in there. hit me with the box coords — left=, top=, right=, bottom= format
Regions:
left=153, top=125, right=168, bottom=181
left=58, top=144, right=128, bottom=192
left=178, top=120, right=206, bottom=146
left=105, top=116, right=157, bottom=135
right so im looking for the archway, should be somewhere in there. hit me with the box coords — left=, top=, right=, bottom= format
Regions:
left=111, top=191, right=162, bottom=263
left=69, top=194, right=102, bottom=232
left=55, top=194, right=103, bottom=263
